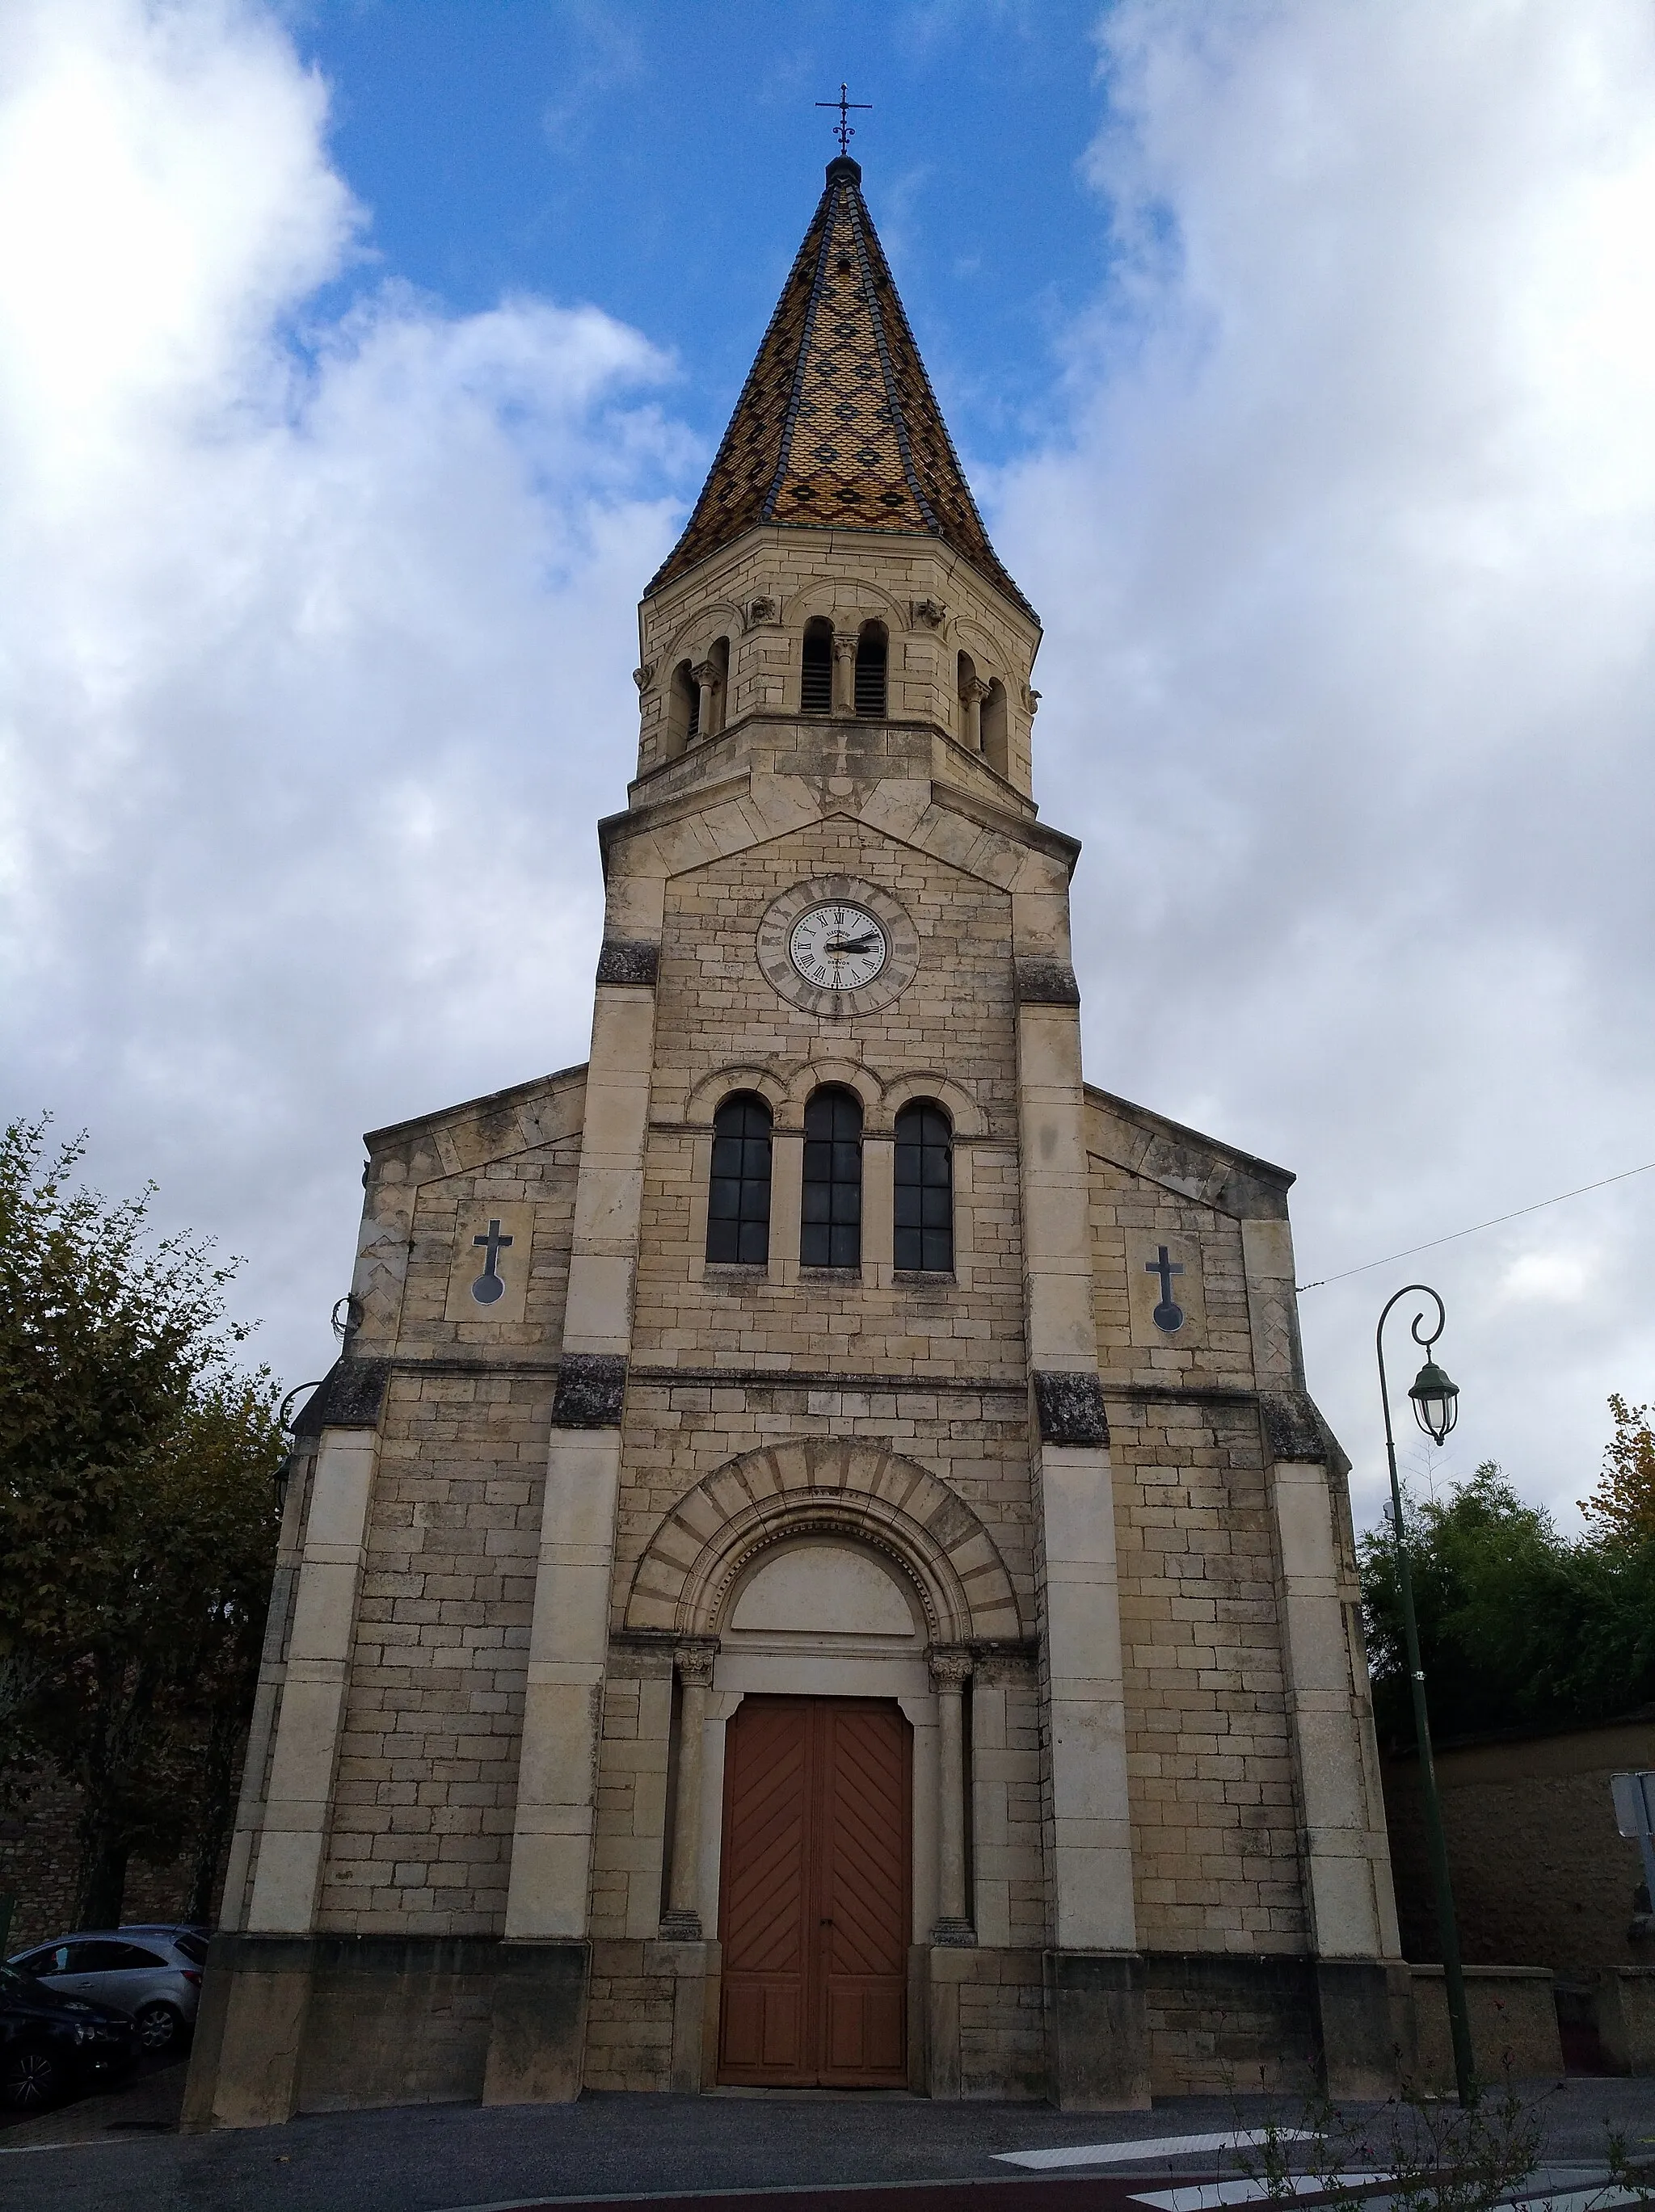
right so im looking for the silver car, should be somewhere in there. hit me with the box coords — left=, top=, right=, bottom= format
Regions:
left=10, top=1925, right=206, bottom=2052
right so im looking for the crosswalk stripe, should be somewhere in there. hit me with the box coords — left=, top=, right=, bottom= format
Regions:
left=996, top=2130, right=1317, bottom=2172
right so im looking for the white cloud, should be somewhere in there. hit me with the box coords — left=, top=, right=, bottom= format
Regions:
left=0, top=0, right=689, bottom=1382
left=999, top=0, right=1655, bottom=1531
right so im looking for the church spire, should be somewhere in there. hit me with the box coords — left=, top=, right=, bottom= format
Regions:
left=646, top=157, right=1034, bottom=620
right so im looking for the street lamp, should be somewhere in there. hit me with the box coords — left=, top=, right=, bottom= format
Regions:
left=1376, top=1283, right=1475, bottom=2105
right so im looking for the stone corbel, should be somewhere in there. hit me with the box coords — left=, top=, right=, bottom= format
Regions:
left=912, top=597, right=948, bottom=629
left=745, top=595, right=778, bottom=628
left=632, top=662, right=655, bottom=693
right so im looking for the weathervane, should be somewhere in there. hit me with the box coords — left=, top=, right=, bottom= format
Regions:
left=816, top=82, right=871, bottom=157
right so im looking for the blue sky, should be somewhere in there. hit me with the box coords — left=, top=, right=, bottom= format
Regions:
left=4, top=0, right=1655, bottom=1532
left=289, top=0, right=1121, bottom=473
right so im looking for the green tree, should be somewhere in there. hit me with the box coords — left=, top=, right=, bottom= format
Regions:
left=1358, top=1447, right=1655, bottom=1748
left=0, top=1118, right=282, bottom=1928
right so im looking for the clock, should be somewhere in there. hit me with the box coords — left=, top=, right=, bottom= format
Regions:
left=756, top=876, right=920, bottom=1018
left=788, top=902, right=888, bottom=991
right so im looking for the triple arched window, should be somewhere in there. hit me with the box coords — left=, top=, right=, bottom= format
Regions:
left=704, top=1088, right=953, bottom=1275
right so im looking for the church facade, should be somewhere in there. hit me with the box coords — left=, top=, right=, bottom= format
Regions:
left=186, top=156, right=1406, bottom=2126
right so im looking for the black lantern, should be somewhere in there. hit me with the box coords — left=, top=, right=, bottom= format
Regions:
left=1408, top=1356, right=1459, bottom=1446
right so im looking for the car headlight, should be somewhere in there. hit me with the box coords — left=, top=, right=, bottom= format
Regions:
left=73, top=2024, right=94, bottom=2046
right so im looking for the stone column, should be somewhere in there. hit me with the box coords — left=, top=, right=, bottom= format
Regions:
left=1013, top=894, right=1148, bottom=2109
left=691, top=658, right=721, bottom=741
left=959, top=673, right=989, bottom=751
left=1260, top=1389, right=1405, bottom=2096
left=660, top=1642, right=718, bottom=1940
left=832, top=630, right=858, bottom=716
left=184, top=1362, right=390, bottom=2132
left=929, top=1647, right=975, bottom=1945
left=484, top=915, right=662, bottom=2107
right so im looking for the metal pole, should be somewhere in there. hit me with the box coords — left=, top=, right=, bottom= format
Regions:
left=1377, top=1283, right=1476, bottom=2106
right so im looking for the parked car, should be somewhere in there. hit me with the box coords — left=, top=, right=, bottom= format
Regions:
left=0, top=1964, right=137, bottom=2110
left=8, top=1928, right=204, bottom=2052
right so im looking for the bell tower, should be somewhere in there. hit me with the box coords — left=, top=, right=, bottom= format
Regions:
left=187, top=154, right=1404, bottom=2130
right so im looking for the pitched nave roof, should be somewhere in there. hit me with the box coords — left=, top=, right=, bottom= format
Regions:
left=646, top=157, right=1034, bottom=620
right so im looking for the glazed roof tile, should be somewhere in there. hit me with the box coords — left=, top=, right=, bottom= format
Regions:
left=646, top=158, right=1034, bottom=620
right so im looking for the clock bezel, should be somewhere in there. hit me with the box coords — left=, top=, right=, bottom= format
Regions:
left=756, top=875, right=920, bottom=1019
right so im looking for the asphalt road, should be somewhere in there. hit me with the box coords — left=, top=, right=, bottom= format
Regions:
left=1, top=2077, right=1651, bottom=2212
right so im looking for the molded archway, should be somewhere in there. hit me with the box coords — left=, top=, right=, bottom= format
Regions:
left=624, top=1440, right=1022, bottom=1645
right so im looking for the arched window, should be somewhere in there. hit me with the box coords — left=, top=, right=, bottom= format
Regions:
left=705, top=1093, right=772, bottom=1264
left=854, top=622, right=887, bottom=716
left=801, top=618, right=833, bottom=715
left=981, top=679, right=1009, bottom=778
left=670, top=659, right=700, bottom=751
left=800, top=1086, right=862, bottom=1268
left=894, top=1101, right=953, bottom=1273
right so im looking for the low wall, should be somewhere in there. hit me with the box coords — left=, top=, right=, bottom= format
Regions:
left=1409, top=1966, right=1561, bottom=2089
left=1382, top=1716, right=1655, bottom=1974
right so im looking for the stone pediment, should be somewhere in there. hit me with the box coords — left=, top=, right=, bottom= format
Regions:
left=1084, top=1082, right=1293, bottom=1221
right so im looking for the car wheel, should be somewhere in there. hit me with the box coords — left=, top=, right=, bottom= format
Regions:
left=2, top=2043, right=61, bottom=2110
left=134, top=2004, right=183, bottom=2052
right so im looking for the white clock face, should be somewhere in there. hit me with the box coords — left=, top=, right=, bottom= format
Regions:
left=788, top=902, right=888, bottom=992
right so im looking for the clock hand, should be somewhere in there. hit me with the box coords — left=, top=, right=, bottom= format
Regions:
left=823, top=934, right=879, bottom=955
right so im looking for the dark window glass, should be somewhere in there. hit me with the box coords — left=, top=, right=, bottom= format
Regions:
left=109, top=1943, right=166, bottom=1968
left=705, top=1093, right=772, bottom=1265
left=800, top=1087, right=862, bottom=1268
left=16, top=1947, right=67, bottom=1978
left=801, top=620, right=833, bottom=714
left=173, top=1932, right=208, bottom=1965
left=854, top=626, right=887, bottom=716
left=894, top=1101, right=954, bottom=1273
left=67, top=1941, right=131, bottom=1971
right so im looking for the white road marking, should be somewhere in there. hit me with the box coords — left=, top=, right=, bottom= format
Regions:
left=1503, top=2193, right=1644, bottom=2212
left=996, top=2129, right=1316, bottom=2172
left=1133, top=2176, right=1385, bottom=2210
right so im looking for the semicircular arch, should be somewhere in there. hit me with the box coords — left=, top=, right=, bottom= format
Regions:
left=624, top=1440, right=1022, bottom=1645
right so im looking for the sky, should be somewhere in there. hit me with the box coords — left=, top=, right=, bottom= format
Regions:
left=2, top=0, right=1654, bottom=1538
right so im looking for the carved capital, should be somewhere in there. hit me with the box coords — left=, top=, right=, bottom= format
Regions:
left=595, top=938, right=659, bottom=988
left=958, top=674, right=991, bottom=704
left=1013, top=957, right=1080, bottom=1007
left=1032, top=1370, right=1110, bottom=1448
left=690, top=658, right=721, bottom=691
left=550, top=1353, right=627, bottom=1429
left=927, top=1645, right=974, bottom=1691
left=912, top=597, right=947, bottom=629
left=746, top=595, right=778, bottom=626
left=632, top=662, right=655, bottom=692
left=1261, top=1393, right=1327, bottom=1466
left=674, top=1639, right=718, bottom=1688
left=832, top=633, right=859, bottom=662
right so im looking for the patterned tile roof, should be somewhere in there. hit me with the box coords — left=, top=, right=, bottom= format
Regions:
left=646, top=158, right=1034, bottom=620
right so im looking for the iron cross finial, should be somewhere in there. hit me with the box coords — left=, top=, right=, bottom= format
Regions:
left=816, top=82, right=871, bottom=157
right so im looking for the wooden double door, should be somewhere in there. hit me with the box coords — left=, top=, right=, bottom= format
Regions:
left=717, top=1697, right=912, bottom=2087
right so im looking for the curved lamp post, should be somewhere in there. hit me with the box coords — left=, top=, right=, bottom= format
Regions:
left=1377, top=1283, right=1473, bottom=2105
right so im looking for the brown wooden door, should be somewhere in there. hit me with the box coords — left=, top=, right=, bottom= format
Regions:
left=717, top=1697, right=910, bottom=2087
